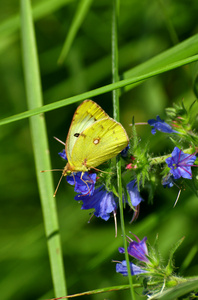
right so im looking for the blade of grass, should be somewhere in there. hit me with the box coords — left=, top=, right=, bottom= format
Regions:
left=112, top=1, right=135, bottom=299
left=193, top=60, right=198, bottom=98
left=58, top=0, right=93, bottom=64
left=0, top=0, right=73, bottom=39
left=1, top=52, right=198, bottom=127
left=122, top=34, right=198, bottom=92
left=157, top=0, right=179, bottom=45
left=180, top=245, right=198, bottom=272
left=20, top=0, right=67, bottom=297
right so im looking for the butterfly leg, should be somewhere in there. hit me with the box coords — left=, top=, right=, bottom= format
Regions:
left=53, top=172, right=64, bottom=197
left=80, top=172, right=92, bottom=195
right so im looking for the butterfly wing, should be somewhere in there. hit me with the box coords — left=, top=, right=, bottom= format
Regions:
left=66, top=100, right=109, bottom=163
left=69, top=117, right=129, bottom=171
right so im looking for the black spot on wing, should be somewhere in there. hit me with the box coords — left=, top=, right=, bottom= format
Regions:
left=74, top=133, right=80, bottom=137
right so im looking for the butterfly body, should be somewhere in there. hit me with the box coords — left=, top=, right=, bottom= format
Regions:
left=63, top=100, right=129, bottom=175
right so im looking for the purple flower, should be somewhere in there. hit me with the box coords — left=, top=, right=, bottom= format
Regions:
left=127, top=236, right=149, bottom=263
left=67, top=172, right=97, bottom=195
left=124, top=180, right=144, bottom=222
left=148, top=116, right=178, bottom=135
left=126, top=180, right=144, bottom=206
left=58, top=149, right=67, bottom=160
left=165, top=147, right=197, bottom=179
left=162, top=174, right=174, bottom=188
left=121, top=144, right=130, bottom=157
left=116, top=260, right=147, bottom=276
left=75, top=186, right=117, bottom=221
left=119, top=234, right=149, bottom=263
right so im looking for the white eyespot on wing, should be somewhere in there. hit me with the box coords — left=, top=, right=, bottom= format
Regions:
left=93, top=138, right=100, bottom=145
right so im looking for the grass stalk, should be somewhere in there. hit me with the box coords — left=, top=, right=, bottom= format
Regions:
left=1, top=52, right=198, bottom=127
left=20, top=0, right=67, bottom=297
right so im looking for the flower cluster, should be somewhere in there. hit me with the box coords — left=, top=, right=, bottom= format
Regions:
left=58, top=149, right=143, bottom=221
left=115, top=233, right=186, bottom=296
left=56, top=103, right=197, bottom=223
left=55, top=102, right=198, bottom=299
left=115, top=234, right=149, bottom=276
left=148, top=115, right=197, bottom=190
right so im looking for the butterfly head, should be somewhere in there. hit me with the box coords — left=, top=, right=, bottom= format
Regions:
left=63, top=163, right=73, bottom=176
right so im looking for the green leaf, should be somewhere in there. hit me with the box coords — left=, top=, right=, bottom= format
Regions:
left=148, top=277, right=198, bottom=300
left=122, top=34, right=198, bottom=92
left=20, top=0, right=67, bottom=297
left=58, top=0, right=93, bottom=64
left=0, top=0, right=73, bottom=40
left=193, top=63, right=198, bottom=99
left=1, top=53, right=198, bottom=127
left=166, top=237, right=185, bottom=276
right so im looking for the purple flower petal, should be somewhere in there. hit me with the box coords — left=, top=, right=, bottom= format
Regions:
left=75, top=186, right=117, bottom=221
left=126, top=180, right=144, bottom=206
left=118, top=247, right=125, bottom=254
left=67, top=172, right=96, bottom=195
left=121, top=144, right=130, bottom=157
left=127, top=236, right=149, bottom=263
left=162, top=174, right=174, bottom=188
left=166, top=147, right=197, bottom=180
left=116, top=260, right=147, bottom=276
left=58, top=149, right=67, bottom=160
left=148, top=115, right=178, bottom=135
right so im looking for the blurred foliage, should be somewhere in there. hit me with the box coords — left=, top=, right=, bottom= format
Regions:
left=0, top=0, right=198, bottom=299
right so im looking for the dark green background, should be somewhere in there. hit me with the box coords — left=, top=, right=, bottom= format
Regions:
left=0, top=1, right=198, bottom=299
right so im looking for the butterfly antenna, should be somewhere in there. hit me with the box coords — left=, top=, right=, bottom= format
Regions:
left=53, top=172, right=64, bottom=197
left=40, top=169, right=63, bottom=173
left=53, top=136, right=66, bottom=146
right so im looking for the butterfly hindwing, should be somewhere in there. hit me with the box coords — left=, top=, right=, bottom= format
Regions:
left=69, top=117, right=129, bottom=171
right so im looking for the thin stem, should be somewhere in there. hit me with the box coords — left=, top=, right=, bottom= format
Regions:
left=112, top=0, right=135, bottom=299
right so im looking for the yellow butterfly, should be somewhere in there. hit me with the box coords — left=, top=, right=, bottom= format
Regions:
left=54, top=99, right=129, bottom=195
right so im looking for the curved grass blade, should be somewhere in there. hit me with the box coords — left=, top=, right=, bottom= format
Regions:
left=0, top=53, right=198, bottom=127
left=58, top=0, right=93, bottom=64
left=122, top=34, right=198, bottom=92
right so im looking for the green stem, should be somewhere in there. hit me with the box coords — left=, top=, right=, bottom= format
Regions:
left=112, top=1, right=135, bottom=299
left=20, top=0, right=67, bottom=297
left=149, top=147, right=195, bottom=166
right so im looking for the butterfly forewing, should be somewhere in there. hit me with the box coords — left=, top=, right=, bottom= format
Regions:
left=66, top=100, right=108, bottom=163
left=69, top=117, right=129, bottom=171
